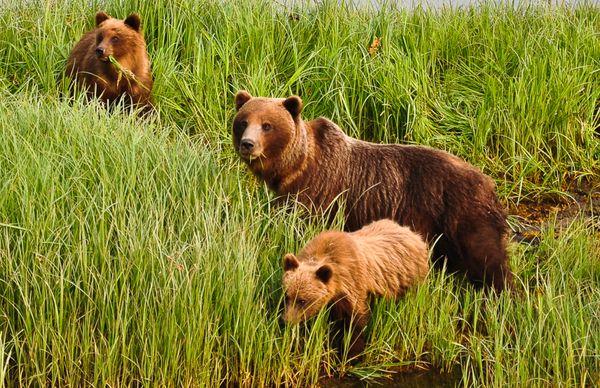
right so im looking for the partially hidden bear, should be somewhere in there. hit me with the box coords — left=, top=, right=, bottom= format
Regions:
left=232, top=91, right=512, bottom=292
left=282, top=219, right=429, bottom=357
left=66, top=12, right=153, bottom=110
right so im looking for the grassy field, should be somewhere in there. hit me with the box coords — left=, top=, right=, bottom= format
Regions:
left=0, top=0, right=598, bottom=386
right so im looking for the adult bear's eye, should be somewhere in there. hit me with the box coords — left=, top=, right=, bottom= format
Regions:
left=240, top=120, right=248, bottom=129
left=262, top=123, right=272, bottom=131
left=111, top=36, right=119, bottom=43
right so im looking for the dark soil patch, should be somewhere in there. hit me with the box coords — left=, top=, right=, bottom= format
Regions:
left=509, top=180, right=599, bottom=245
left=319, top=367, right=461, bottom=388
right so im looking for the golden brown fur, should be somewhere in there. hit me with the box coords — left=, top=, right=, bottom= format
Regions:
left=66, top=12, right=153, bottom=110
left=282, top=219, right=429, bottom=357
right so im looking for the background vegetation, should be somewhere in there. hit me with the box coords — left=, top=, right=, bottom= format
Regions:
left=0, top=0, right=598, bottom=386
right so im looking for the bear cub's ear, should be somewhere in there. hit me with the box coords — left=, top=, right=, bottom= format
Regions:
left=95, top=11, right=110, bottom=26
left=124, top=13, right=141, bottom=31
left=283, top=254, right=299, bottom=272
left=283, top=95, right=303, bottom=118
left=316, top=264, right=333, bottom=283
left=235, top=90, right=252, bottom=111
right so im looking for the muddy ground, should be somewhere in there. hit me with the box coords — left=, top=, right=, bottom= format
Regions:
left=510, top=180, right=599, bottom=245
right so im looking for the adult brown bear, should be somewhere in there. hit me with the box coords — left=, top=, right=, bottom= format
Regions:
left=66, top=12, right=153, bottom=110
left=232, top=91, right=512, bottom=292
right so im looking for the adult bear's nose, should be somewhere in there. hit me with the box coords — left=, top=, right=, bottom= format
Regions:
left=95, top=47, right=105, bottom=56
left=240, top=139, right=255, bottom=151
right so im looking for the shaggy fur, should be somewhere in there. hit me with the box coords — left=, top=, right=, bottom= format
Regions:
left=282, top=219, right=429, bottom=357
left=233, top=91, right=512, bottom=292
left=66, top=12, right=153, bottom=110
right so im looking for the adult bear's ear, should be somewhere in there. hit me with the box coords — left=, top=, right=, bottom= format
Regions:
left=95, top=11, right=110, bottom=26
left=235, top=90, right=252, bottom=111
left=316, top=264, right=333, bottom=284
left=283, top=254, right=299, bottom=272
left=283, top=95, right=303, bottom=118
left=124, top=13, right=141, bottom=31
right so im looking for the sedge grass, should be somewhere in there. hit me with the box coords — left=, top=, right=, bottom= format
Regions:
left=0, top=92, right=597, bottom=386
left=0, top=0, right=598, bottom=199
left=0, top=0, right=598, bottom=386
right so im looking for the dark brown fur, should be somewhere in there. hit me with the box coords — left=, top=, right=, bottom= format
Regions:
left=66, top=12, right=153, bottom=110
left=233, top=91, right=512, bottom=292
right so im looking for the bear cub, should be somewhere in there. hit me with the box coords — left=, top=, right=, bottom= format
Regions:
left=66, top=12, right=153, bottom=110
left=282, top=219, right=429, bottom=358
left=233, top=91, right=512, bottom=292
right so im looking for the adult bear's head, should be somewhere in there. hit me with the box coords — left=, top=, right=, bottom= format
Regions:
left=232, top=91, right=304, bottom=174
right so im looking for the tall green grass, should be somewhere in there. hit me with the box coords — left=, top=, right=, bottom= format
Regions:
left=0, top=0, right=598, bottom=200
left=0, top=93, right=598, bottom=387
left=0, top=0, right=598, bottom=386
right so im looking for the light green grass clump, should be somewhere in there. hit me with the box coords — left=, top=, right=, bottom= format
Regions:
left=0, top=0, right=598, bottom=386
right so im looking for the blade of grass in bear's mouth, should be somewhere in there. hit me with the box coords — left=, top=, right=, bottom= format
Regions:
left=108, top=55, right=150, bottom=91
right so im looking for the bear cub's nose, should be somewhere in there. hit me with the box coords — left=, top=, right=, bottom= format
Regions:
left=240, top=139, right=255, bottom=151
left=95, top=47, right=105, bottom=56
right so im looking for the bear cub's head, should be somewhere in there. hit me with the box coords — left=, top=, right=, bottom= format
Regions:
left=93, top=12, right=143, bottom=62
left=232, top=91, right=303, bottom=169
left=282, top=253, right=334, bottom=324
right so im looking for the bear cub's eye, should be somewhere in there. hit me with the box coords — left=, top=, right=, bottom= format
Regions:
left=111, top=36, right=119, bottom=43
left=96, top=34, right=103, bottom=43
left=296, top=298, right=306, bottom=307
left=262, top=123, right=272, bottom=131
